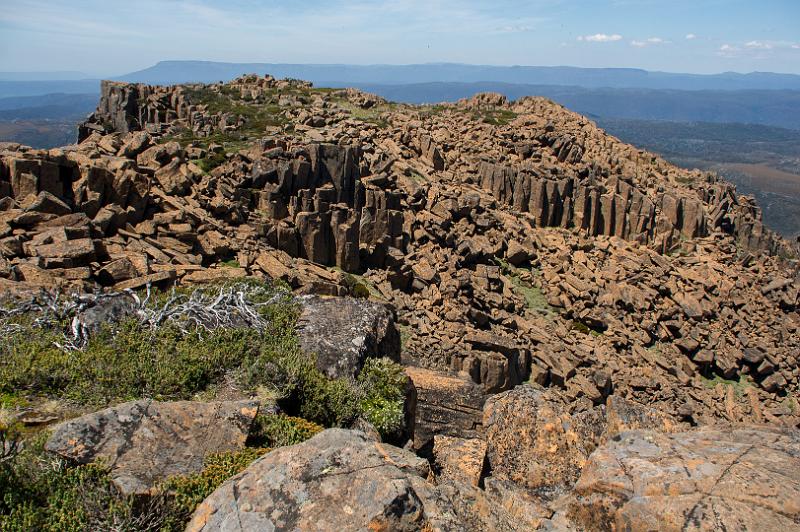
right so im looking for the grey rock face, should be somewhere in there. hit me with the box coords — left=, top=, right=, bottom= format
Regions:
left=185, top=429, right=456, bottom=532
left=45, top=399, right=259, bottom=495
left=296, top=295, right=400, bottom=379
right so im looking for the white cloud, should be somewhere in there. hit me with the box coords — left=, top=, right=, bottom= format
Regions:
left=685, top=33, right=696, bottom=40
left=578, top=33, right=623, bottom=43
left=793, top=44, right=800, bottom=49
left=745, top=40, right=773, bottom=50
left=631, top=37, right=667, bottom=47
left=717, top=44, right=741, bottom=57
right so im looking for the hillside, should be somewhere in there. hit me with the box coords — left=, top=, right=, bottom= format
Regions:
left=1, top=75, right=799, bottom=530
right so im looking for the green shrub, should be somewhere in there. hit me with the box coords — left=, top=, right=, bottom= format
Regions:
left=194, top=151, right=227, bottom=173
left=0, top=281, right=301, bottom=407
left=160, top=447, right=270, bottom=530
left=247, top=414, right=323, bottom=448
left=296, top=369, right=363, bottom=427
left=357, top=358, right=407, bottom=441
left=0, top=434, right=142, bottom=532
left=0, top=321, right=267, bottom=405
left=0, top=281, right=413, bottom=528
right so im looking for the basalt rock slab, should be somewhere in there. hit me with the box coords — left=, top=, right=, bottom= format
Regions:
left=406, top=366, right=487, bottom=451
left=295, top=295, right=400, bottom=379
left=567, top=425, right=800, bottom=531
left=185, top=429, right=461, bottom=532
left=45, top=399, right=259, bottom=496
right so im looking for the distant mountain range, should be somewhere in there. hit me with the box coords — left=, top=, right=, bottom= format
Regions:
left=1, top=61, right=800, bottom=130
left=117, top=61, right=800, bottom=90
left=3, top=61, right=800, bottom=99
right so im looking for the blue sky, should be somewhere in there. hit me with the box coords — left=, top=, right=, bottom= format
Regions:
left=1, top=0, right=799, bottom=75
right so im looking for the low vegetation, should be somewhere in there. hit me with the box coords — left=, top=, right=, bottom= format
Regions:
left=701, top=373, right=751, bottom=398
left=333, top=100, right=394, bottom=128
left=167, top=85, right=291, bottom=149
left=494, top=258, right=556, bottom=316
left=0, top=279, right=408, bottom=530
left=471, top=108, right=517, bottom=126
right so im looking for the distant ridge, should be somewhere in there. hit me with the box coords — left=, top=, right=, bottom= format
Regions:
left=115, top=60, right=800, bottom=91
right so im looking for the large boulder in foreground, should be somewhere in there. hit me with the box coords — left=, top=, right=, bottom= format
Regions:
left=45, top=399, right=259, bottom=495
left=296, top=295, right=400, bottom=379
left=568, top=425, right=800, bottom=531
left=483, top=386, right=682, bottom=498
left=186, top=429, right=459, bottom=531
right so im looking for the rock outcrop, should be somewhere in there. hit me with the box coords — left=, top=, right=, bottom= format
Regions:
left=483, top=386, right=683, bottom=501
left=45, top=399, right=259, bottom=495
left=185, top=419, right=800, bottom=531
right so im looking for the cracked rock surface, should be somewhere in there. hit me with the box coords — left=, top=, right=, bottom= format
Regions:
left=296, top=295, right=400, bottom=379
left=567, top=425, right=800, bottom=531
left=185, top=428, right=454, bottom=532
left=44, top=399, right=259, bottom=495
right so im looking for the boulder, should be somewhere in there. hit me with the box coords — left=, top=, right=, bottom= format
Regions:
left=483, top=385, right=605, bottom=496
left=483, top=386, right=683, bottom=497
left=568, top=425, right=800, bottom=531
left=154, top=159, right=193, bottom=195
left=45, top=399, right=259, bottom=495
left=21, top=191, right=72, bottom=215
left=186, top=429, right=459, bottom=531
left=295, top=295, right=400, bottom=379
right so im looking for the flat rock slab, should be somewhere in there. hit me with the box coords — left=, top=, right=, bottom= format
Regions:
left=569, top=425, right=800, bottom=531
left=296, top=295, right=400, bottom=379
left=45, top=399, right=259, bottom=495
left=406, top=366, right=487, bottom=450
left=186, top=428, right=460, bottom=531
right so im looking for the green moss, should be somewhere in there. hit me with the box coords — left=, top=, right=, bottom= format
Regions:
left=571, top=320, right=603, bottom=337
left=219, top=259, right=240, bottom=268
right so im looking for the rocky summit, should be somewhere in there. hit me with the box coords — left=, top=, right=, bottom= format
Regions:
left=1, top=74, right=799, bottom=531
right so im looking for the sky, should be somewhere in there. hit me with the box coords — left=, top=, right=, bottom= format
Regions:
left=1, top=0, right=799, bottom=76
